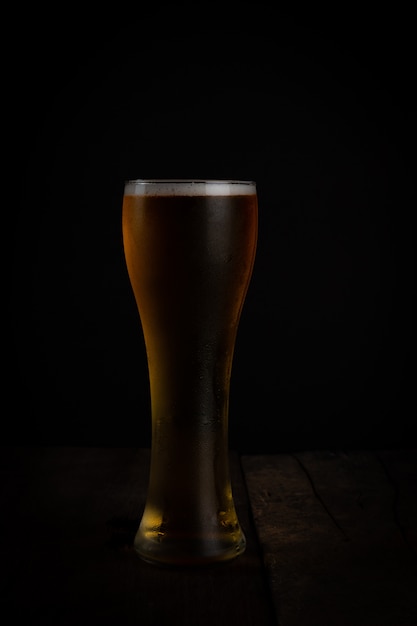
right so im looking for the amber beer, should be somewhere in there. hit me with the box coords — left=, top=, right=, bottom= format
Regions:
left=122, top=180, right=258, bottom=565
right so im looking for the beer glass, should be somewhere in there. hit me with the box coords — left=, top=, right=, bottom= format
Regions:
left=122, top=180, right=258, bottom=566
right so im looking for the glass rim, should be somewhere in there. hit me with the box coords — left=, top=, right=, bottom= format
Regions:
left=124, top=179, right=257, bottom=196
left=125, top=179, right=256, bottom=185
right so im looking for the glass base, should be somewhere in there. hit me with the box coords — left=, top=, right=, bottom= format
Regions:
left=134, top=527, right=246, bottom=567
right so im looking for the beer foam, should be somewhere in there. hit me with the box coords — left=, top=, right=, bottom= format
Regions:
left=124, top=180, right=256, bottom=196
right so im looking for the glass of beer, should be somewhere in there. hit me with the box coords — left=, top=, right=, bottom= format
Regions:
left=122, top=179, right=258, bottom=566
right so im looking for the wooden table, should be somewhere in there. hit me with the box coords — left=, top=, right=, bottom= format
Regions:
left=1, top=447, right=416, bottom=625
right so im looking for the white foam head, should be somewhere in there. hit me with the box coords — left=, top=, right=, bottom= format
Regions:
left=124, top=179, right=256, bottom=196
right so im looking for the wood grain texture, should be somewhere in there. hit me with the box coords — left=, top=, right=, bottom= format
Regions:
left=377, top=449, right=417, bottom=555
left=2, top=448, right=416, bottom=626
left=241, top=450, right=417, bottom=626
left=0, top=447, right=276, bottom=626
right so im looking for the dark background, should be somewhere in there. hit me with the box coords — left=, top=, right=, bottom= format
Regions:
left=8, top=4, right=415, bottom=452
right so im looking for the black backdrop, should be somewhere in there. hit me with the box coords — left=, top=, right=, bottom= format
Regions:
left=8, top=4, right=415, bottom=452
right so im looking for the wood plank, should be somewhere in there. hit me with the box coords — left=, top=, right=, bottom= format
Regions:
left=0, top=447, right=276, bottom=626
left=242, top=450, right=417, bottom=626
left=377, top=449, right=417, bottom=554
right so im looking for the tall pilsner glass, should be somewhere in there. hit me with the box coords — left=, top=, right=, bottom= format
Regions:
left=122, top=180, right=258, bottom=566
